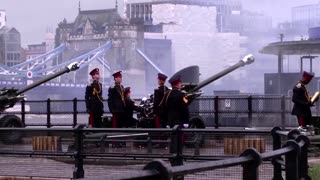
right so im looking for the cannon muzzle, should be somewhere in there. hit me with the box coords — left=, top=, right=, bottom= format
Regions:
left=67, top=62, right=80, bottom=72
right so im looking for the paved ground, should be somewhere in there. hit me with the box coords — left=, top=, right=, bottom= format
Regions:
left=0, top=156, right=278, bottom=180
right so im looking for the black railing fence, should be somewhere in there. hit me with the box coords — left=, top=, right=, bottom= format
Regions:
left=81, top=127, right=310, bottom=180
left=0, top=126, right=311, bottom=179
left=4, top=95, right=319, bottom=128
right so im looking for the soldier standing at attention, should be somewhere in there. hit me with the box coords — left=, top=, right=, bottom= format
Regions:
left=85, top=68, right=104, bottom=128
left=108, top=71, right=126, bottom=128
left=153, top=73, right=169, bottom=128
left=165, top=74, right=189, bottom=170
left=291, top=71, right=318, bottom=131
left=166, top=75, right=189, bottom=128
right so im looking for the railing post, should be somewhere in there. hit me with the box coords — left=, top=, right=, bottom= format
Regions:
left=285, top=140, right=300, bottom=180
left=194, top=136, right=200, bottom=156
left=73, top=124, right=85, bottom=179
left=248, top=96, right=253, bottom=128
left=169, top=125, right=184, bottom=180
left=147, top=136, right=153, bottom=153
left=241, top=148, right=262, bottom=180
left=271, top=127, right=283, bottom=180
left=21, top=99, right=25, bottom=126
left=287, top=129, right=300, bottom=140
left=73, top=98, right=78, bottom=127
left=296, top=135, right=311, bottom=180
left=281, top=96, right=286, bottom=128
left=144, top=160, right=171, bottom=180
left=47, top=98, right=51, bottom=128
left=214, top=96, right=219, bottom=129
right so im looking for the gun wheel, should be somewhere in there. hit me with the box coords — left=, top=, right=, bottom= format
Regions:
left=0, top=115, right=24, bottom=144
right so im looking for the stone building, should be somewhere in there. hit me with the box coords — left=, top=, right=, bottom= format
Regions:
left=0, top=27, right=22, bottom=67
left=25, top=42, right=46, bottom=60
left=55, top=7, right=145, bottom=94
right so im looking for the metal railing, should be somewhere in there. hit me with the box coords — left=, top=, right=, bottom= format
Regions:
left=0, top=126, right=311, bottom=179
left=5, top=95, right=318, bottom=128
left=82, top=127, right=310, bottom=180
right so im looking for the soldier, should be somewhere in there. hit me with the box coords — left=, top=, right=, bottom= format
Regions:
left=124, top=87, right=143, bottom=127
left=153, top=73, right=169, bottom=128
left=291, top=71, right=318, bottom=131
left=85, top=68, right=104, bottom=128
left=107, top=71, right=126, bottom=128
left=165, top=74, right=189, bottom=168
left=165, top=75, right=189, bottom=128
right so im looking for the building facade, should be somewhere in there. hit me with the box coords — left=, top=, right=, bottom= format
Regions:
left=55, top=7, right=148, bottom=95
left=0, top=27, right=22, bottom=67
left=292, top=3, right=320, bottom=29
left=25, top=42, right=46, bottom=60
left=126, top=0, right=242, bottom=33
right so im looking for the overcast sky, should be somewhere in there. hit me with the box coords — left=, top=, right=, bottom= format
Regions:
left=1, top=0, right=319, bottom=46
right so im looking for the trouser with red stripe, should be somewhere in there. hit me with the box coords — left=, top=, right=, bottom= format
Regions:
left=155, top=114, right=168, bottom=128
left=89, top=112, right=102, bottom=128
left=296, top=115, right=311, bottom=128
left=155, top=115, right=161, bottom=128
left=112, top=113, right=126, bottom=128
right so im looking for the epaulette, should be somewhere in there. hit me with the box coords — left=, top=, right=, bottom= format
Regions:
left=296, top=82, right=302, bottom=88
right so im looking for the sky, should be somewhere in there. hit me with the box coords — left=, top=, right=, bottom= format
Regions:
left=1, top=0, right=319, bottom=46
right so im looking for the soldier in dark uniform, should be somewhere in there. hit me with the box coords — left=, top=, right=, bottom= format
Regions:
left=85, top=68, right=104, bottom=128
left=165, top=74, right=189, bottom=169
left=107, top=71, right=126, bottom=128
left=165, top=75, right=189, bottom=128
left=291, top=71, right=317, bottom=131
left=124, top=87, right=143, bottom=127
left=153, top=73, right=169, bottom=128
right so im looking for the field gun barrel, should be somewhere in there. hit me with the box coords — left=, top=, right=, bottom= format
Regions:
left=190, top=54, right=255, bottom=93
left=16, top=62, right=80, bottom=95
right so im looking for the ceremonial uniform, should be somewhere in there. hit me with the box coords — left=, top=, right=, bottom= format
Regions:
left=165, top=75, right=189, bottom=128
left=291, top=71, right=314, bottom=128
left=107, top=71, right=126, bottom=128
left=166, top=88, right=189, bottom=127
left=154, top=73, right=169, bottom=128
left=85, top=68, right=104, bottom=128
left=124, top=87, right=142, bottom=127
left=165, top=75, right=188, bottom=167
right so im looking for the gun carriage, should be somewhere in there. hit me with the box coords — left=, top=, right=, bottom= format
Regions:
left=137, top=54, right=255, bottom=129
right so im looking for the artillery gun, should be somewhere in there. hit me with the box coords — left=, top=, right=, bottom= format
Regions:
left=0, top=62, right=80, bottom=144
left=137, top=54, right=255, bottom=129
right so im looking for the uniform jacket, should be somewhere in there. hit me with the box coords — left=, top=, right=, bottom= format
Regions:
left=85, top=80, right=104, bottom=113
left=153, top=84, right=169, bottom=114
left=125, top=97, right=142, bottom=127
left=165, top=88, right=189, bottom=127
left=291, top=81, right=312, bottom=117
left=108, top=83, right=125, bottom=113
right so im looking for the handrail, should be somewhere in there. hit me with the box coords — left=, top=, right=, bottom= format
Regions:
left=81, top=126, right=310, bottom=180
left=0, top=125, right=310, bottom=180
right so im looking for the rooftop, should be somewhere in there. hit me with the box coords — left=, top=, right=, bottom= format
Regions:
left=260, top=39, right=320, bottom=55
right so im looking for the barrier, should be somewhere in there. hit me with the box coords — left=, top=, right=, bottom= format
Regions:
left=0, top=126, right=311, bottom=179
